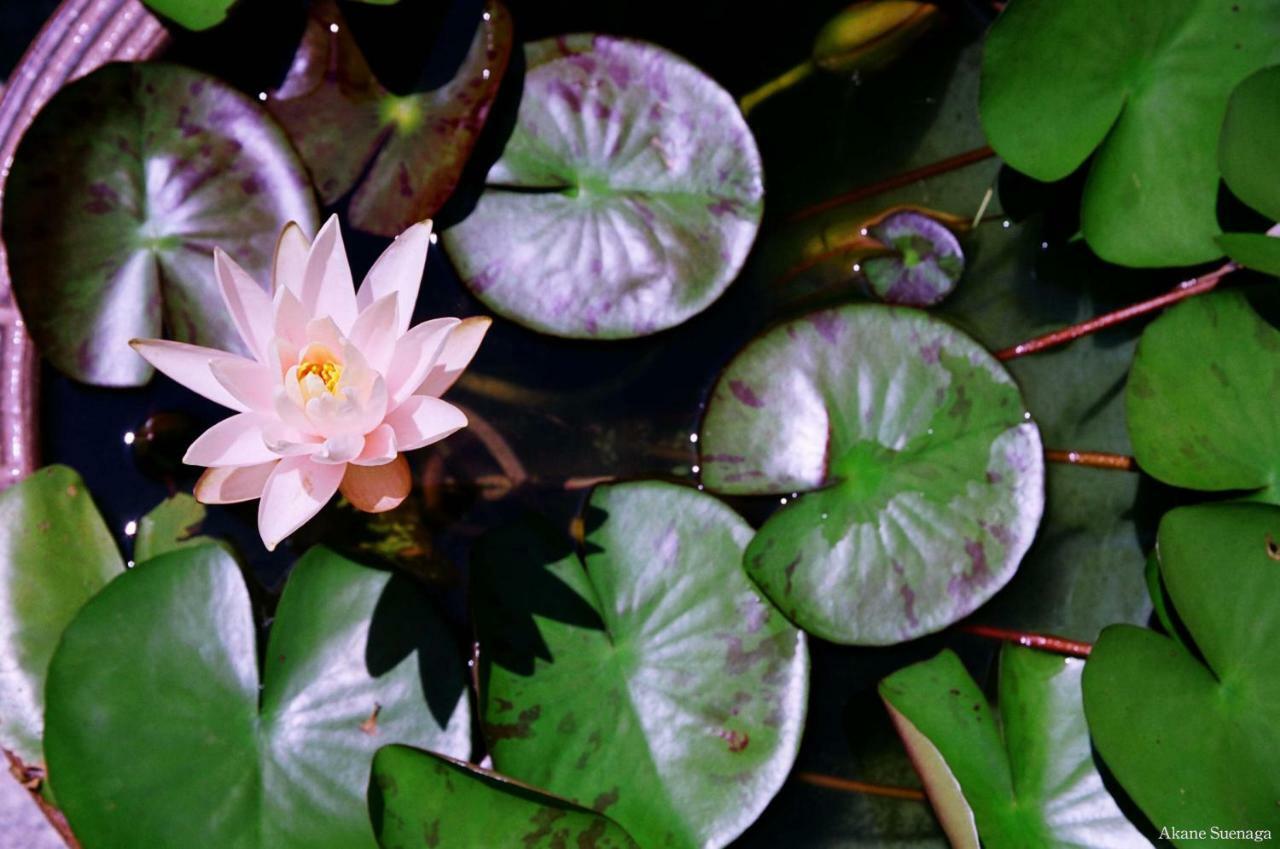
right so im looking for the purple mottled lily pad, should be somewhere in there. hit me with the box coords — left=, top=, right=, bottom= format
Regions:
left=3, top=62, right=318, bottom=387
left=472, top=481, right=807, bottom=849
left=861, top=211, right=964, bottom=306
left=699, top=305, right=1044, bottom=645
left=441, top=35, right=764, bottom=339
left=268, top=0, right=511, bottom=237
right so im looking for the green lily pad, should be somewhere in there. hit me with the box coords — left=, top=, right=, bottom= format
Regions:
left=3, top=62, right=318, bottom=387
left=861, top=211, right=964, bottom=306
left=369, top=745, right=640, bottom=849
left=980, top=0, right=1280, bottom=267
left=0, top=466, right=123, bottom=766
left=134, top=493, right=222, bottom=562
left=141, top=0, right=238, bottom=30
left=44, top=545, right=470, bottom=848
left=1126, top=291, right=1280, bottom=499
left=268, top=0, right=511, bottom=236
left=1217, top=232, right=1280, bottom=276
left=1220, top=64, right=1280, bottom=221
left=442, top=34, right=764, bottom=339
left=880, top=647, right=1150, bottom=848
left=1083, top=502, right=1280, bottom=844
left=700, top=305, right=1044, bottom=644
left=473, top=481, right=808, bottom=849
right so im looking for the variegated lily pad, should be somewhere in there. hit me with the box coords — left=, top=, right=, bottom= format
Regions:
left=442, top=35, right=764, bottom=339
left=699, top=305, right=1044, bottom=645
left=861, top=211, right=964, bottom=306
left=3, top=62, right=318, bottom=387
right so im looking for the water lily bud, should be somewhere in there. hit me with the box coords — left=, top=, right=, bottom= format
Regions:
left=812, top=1, right=942, bottom=75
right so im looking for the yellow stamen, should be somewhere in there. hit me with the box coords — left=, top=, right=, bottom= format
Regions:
left=298, top=359, right=343, bottom=395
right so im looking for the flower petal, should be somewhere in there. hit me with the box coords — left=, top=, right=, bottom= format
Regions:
left=356, top=220, right=432, bottom=337
left=273, top=287, right=309, bottom=350
left=348, top=293, right=400, bottom=375
left=385, top=396, right=467, bottom=452
left=417, top=316, right=491, bottom=397
left=300, top=214, right=357, bottom=332
left=386, top=317, right=460, bottom=406
left=353, top=424, right=397, bottom=466
left=273, top=220, right=311, bottom=296
left=314, top=432, right=365, bottom=464
left=257, top=455, right=344, bottom=550
left=129, top=339, right=250, bottom=412
left=209, top=358, right=277, bottom=412
left=214, top=249, right=273, bottom=361
left=340, top=455, right=410, bottom=513
left=194, top=462, right=277, bottom=504
left=183, top=413, right=276, bottom=467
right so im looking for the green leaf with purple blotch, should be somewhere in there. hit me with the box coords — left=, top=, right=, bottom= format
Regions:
left=880, top=647, right=1150, bottom=848
left=442, top=34, right=764, bottom=339
left=472, top=481, right=808, bottom=849
left=861, top=211, right=964, bottom=306
left=3, top=62, right=318, bottom=387
left=44, top=545, right=470, bottom=849
left=268, top=0, right=511, bottom=237
left=700, top=305, right=1044, bottom=645
left=369, top=746, right=640, bottom=849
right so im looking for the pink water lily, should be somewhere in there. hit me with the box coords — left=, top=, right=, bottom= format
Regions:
left=131, top=215, right=489, bottom=550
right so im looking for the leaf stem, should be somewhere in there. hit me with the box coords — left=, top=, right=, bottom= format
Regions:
left=1044, top=450, right=1136, bottom=471
left=959, top=624, right=1093, bottom=657
left=788, top=145, right=997, bottom=223
left=739, top=60, right=815, bottom=117
left=995, top=261, right=1239, bottom=361
left=793, top=770, right=927, bottom=801
left=4, top=749, right=81, bottom=848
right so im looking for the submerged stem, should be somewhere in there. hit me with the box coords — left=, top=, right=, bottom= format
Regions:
left=739, top=60, right=815, bottom=117
left=793, top=770, right=927, bottom=801
left=4, top=749, right=81, bottom=848
left=996, top=262, right=1238, bottom=361
left=788, top=145, right=997, bottom=223
left=1044, top=450, right=1136, bottom=471
left=959, top=624, right=1093, bottom=658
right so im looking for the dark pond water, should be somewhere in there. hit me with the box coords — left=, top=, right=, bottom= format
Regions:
left=24, top=0, right=1211, bottom=843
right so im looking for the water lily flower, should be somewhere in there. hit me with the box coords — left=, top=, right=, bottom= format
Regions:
left=130, top=215, right=489, bottom=550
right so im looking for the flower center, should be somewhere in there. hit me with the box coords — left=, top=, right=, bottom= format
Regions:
left=296, top=345, right=344, bottom=398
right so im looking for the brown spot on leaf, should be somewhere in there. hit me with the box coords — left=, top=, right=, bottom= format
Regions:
left=591, top=787, right=619, bottom=812
left=716, top=728, right=750, bottom=752
left=359, top=703, right=381, bottom=735
left=1266, top=533, right=1280, bottom=562
left=486, top=705, right=541, bottom=741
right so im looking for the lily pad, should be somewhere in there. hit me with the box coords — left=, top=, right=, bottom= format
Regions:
left=473, top=481, right=808, bottom=849
left=861, top=211, right=964, bottom=306
left=141, top=0, right=237, bottom=30
left=442, top=34, right=764, bottom=339
left=980, top=0, right=1280, bottom=266
left=1220, top=65, right=1280, bottom=221
left=268, top=0, right=512, bottom=236
left=133, top=493, right=222, bottom=562
left=1083, top=502, right=1280, bottom=844
left=0, top=466, right=123, bottom=766
left=369, top=745, right=640, bottom=849
left=44, top=545, right=471, bottom=849
left=3, top=62, right=318, bottom=386
left=1126, top=291, right=1280, bottom=499
left=700, top=305, right=1044, bottom=644
left=880, top=647, right=1150, bottom=848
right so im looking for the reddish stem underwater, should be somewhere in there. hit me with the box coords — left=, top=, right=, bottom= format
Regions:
left=960, top=624, right=1093, bottom=658
left=793, top=770, right=927, bottom=801
left=1044, top=450, right=1136, bottom=471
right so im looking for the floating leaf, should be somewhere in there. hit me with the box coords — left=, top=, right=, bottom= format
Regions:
left=45, top=545, right=470, bottom=848
left=700, top=305, right=1043, bottom=644
left=1217, top=231, right=1280, bottom=276
left=133, top=493, right=222, bottom=562
left=860, top=210, right=964, bottom=306
left=1083, top=503, right=1280, bottom=843
left=473, top=481, right=808, bottom=849
left=442, top=35, right=765, bottom=339
left=1126, top=291, right=1280, bottom=500
left=3, top=62, right=318, bottom=386
left=369, top=745, right=640, bottom=849
left=268, top=0, right=511, bottom=236
left=1220, top=64, right=1280, bottom=221
left=0, top=467, right=123, bottom=765
left=141, top=0, right=237, bottom=31
left=981, top=0, right=1280, bottom=266
left=880, top=647, right=1150, bottom=848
